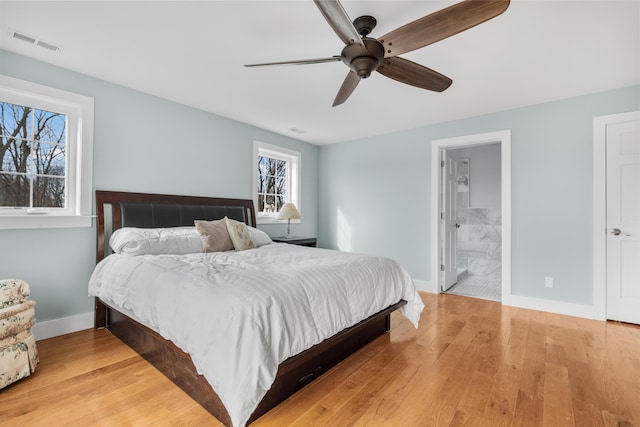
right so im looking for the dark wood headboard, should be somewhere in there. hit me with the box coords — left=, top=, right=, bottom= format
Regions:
left=95, top=191, right=256, bottom=263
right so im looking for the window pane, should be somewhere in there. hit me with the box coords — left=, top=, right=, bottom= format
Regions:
left=33, top=176, right=65, bottom=208
left=269, top=157, right=279, bottom=176
left=1, top=138, right=30, bottom=173
left=276, top=177, right=287, bottom=198
left=34, top=109, right=65, bottom=144
left=258, top=156, right=270, bottom=174
left=2, top=145, right=18, bottom=172
left=264, top=195, right=276, bottom=212
left=35, top=142, right=66, bottom=176
left=0, top=173, right=29, bottom=207
left=265, top=175, right=276, bottom=194
left=0, top=102, right=32, bottom=139
left=276, top=195, right=285, bottom=212
left=259, top=156, right=274, bottom=175
left=257, top=173, right=267, bottom=193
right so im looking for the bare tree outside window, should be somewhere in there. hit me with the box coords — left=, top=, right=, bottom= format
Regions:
left=0, top=101, right=66, bottom=208
left=257, top=155, right=287, bottom=213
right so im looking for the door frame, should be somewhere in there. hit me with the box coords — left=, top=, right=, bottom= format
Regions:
left=431, top=130, right=512, bottom=303
left=593, top=110, right=640, bottom=321
left=442, top=150, right=459, bottom=291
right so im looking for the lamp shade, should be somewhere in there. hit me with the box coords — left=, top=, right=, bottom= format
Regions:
left=276, top=203, right=301, bottom=220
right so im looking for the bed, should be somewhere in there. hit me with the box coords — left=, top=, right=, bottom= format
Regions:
left=89, top=190, right=423, bottom=426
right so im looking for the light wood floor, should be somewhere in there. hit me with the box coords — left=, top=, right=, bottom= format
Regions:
left=2, top=293, right=639, bottom=426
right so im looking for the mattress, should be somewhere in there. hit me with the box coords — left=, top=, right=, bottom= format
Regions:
left=88, top=243, right=423, bottom=426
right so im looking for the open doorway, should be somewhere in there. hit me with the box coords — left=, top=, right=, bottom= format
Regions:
left=446, top=144, right=502, bottom=300
left=431, top=130, right=512, bottom=304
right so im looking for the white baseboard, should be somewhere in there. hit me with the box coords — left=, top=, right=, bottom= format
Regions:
left=506, top=295, right=602, bottom=320
left=413, top=279, right=437, bottom=294
left=414, top=276, right=602, bottom=321
left=33, top=311, right=93, bottom=341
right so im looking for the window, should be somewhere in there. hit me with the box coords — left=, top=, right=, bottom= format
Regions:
left=253, top=141, right=300, bottom=224
left=0, top=75, right=94, bottom=229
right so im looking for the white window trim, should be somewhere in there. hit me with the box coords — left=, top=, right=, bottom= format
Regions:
left=253, top=140, right=301, bottom=225
left=0, top=75, right=94, bottom=229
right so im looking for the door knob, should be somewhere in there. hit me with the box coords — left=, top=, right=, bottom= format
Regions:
left=611, top=228, right=621, bottom=235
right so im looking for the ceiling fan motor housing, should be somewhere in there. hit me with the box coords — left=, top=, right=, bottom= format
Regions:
left=341, top=38, right=384, bottom=78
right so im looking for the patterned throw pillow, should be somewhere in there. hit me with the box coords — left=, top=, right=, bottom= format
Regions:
left=225, top=217, right=256, bottom=251
left=194, top=219, right=234, bottom=252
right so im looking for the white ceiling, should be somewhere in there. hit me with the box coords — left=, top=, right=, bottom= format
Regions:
left=0, top=0, right=638, bottom=145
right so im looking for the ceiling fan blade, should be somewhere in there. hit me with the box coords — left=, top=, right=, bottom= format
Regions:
left=377, top=57, right=452, bottom=92
left=379, top=0, right=510, bottom=58
left=332, top=71, right=361, bottom=107
left=314, top=0, right=365, bottom=47
left=245, top=56, right=342, bottom=67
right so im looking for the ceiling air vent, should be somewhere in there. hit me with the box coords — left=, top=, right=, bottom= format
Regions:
left=11, top=31, right=36, bottom=44
left=36, top=40, right=60, bottom=52
left=8, top=28, right=61, bottom=52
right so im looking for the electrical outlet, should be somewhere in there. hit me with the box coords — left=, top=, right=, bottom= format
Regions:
left=545, top=277, right=554, bottom=288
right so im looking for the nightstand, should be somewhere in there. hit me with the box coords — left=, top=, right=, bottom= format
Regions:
left=272, top=237, right=317, bottom=247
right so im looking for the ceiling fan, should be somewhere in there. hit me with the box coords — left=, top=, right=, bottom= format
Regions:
left=245, top=0, right=510, bottom=107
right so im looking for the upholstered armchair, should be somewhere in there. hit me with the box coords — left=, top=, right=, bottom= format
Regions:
left=0, top=279, right=39, bottom=389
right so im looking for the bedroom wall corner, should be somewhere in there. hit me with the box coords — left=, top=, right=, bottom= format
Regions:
left=318, top=84, right=640, bottom=312
left=317, top=127, right=432, bottom=281
left=412, top=279, right=437, bottom=294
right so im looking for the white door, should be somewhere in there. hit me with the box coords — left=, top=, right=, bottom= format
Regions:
left=442, top=150, right=457, bottom=291
left=606, top=118, right=640, bottom=324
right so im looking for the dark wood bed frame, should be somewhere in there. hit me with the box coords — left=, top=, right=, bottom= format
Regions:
left=94, top=190, right=406, bottom=426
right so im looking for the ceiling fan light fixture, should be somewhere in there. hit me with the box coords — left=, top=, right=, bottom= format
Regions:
left=350, top=57, right=378, bottom=78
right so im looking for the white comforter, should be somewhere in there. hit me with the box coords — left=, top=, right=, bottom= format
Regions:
left=88, top=243, right=424, bottom=426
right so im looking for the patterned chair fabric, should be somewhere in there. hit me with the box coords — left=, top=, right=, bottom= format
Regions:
left=0, top=279, right=39, bottom=389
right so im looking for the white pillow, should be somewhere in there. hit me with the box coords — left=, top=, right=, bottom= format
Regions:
left=110, top=226, right=204, bottom=255
left=248, top=226, right=273, bottom=247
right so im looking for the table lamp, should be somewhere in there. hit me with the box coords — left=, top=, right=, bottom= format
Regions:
left=276, top=202, right=301, bottom=239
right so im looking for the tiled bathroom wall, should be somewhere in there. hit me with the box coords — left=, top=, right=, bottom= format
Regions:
left=456, top=158, right=502, bottom=283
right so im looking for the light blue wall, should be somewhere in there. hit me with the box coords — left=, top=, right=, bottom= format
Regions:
left=0, top=49, right=318, bottom=322
left=319, top=85, right=640, bottom=305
